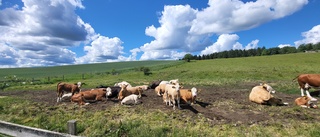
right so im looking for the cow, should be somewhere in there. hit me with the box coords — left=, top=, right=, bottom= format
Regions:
left=293, top=74, right=320, bottom=101
left=159, top=79, right=179, bottom=85
left=56, top=82, right=83, bottom=102
left=136, top=85, right=149, bottom=91
left=249, top=83, right=288, bottom=106
left=115, top=81, right=132, bottom=88
left=149, top=80, right=162, bottom=89
left=295, top=96, right=318, bottom=108
left=165, top=83, right=182, bottom=110
left=179, top=87, right=197, bottom=105
left=106, top=86, right=121, bottom=99
left=118, top=84, right=143, bottom=100
left=71, top=88, right=107, bottom=105
left=121, top=94, right=142, bottom=105
left=155, top=83, right=167, bottom=96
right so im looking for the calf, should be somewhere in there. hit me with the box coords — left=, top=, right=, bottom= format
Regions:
left=121, top=94, right=142, bottom=105
left=293, top=74, right=320, bottom=101
left=56, top=82, right=82, bottom=102
left=165, top=84, right=181, bottom=110
left=249, top=83, right=275, bottom=104
left=71, top=88, right=107, bottom=105
left=118, top=85, right=143, bottom=100
left=295, top=96, right=318, bottom=108
left=179, top=87, right=197, bottom=105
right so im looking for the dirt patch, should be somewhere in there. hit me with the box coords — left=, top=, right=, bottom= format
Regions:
left=1, top=84, right=319, bottom=126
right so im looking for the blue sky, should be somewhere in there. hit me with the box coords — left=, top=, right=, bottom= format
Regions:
left=0, top=0, right=319, bottom=68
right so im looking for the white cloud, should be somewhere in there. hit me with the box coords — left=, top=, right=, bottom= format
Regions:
left=294, top=24, right=320, bottom=46
left=190, top=0, right=308, bottom=35
left=0, top=0, right=93, bottom=68
left=76, top=36, right=125, bottom=64
left=200, top=34, right=261, bottom=55
left=200, top=34, right=241, bottom=55
left=278, top=44, right=291, bottom=48
left=245, top=40, right=259, bottom=50
left=140, top=0, right=308, bottom=60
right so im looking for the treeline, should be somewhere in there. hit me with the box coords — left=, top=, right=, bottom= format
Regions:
left=183, top=42, right=320, bottom=61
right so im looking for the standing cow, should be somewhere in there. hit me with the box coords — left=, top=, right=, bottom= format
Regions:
left=56, top=82, right=83, bottom=102
left=293, top=74, right=320, bottom=101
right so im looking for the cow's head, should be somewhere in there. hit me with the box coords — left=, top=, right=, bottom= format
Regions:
left=267, top=97, right=288, bottom=106
left=76, top=82, right=82, bottom=88
left=262, top=83, right=276, bottom=94
left=169, top=79, right=179, bottom=85
left=106, top=87, right=112, bottom=97
left=191, top=87, right=197, bottom=98
left=171, top=84, right=181, bottom=91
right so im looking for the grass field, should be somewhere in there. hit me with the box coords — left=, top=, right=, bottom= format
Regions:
left=1, top=52, right=320, bottom=136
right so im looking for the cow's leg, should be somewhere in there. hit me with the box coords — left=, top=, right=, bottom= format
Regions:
left=301, top=88, right=305, bottom=96
left=172, top=97, right=176, bottom=110
left=306, top=89, right=318, bottom=101
left=177, top=97, right=181, bottom=110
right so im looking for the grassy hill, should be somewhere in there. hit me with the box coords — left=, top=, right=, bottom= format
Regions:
left=1, top=52, right=320, bottom=92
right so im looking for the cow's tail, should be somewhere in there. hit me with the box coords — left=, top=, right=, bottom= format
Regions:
left=56, top=82, right=62, bottom=93
left=292, top=75, right=300, bottom=82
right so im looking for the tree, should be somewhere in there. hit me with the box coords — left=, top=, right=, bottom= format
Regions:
left=183, top=53, right=193, bottom=62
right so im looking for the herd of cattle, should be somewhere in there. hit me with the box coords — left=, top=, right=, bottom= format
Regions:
left=55, top=74, right=320, bottom=109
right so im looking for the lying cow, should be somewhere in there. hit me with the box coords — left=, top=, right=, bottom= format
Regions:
left=106, top=86, right=121, bottom=99
left=295, top=96, right=318, bottom=108
left=118, top=84, right=143, bottom=100
left=293, top=74, right=320, bottom=101
left=71, top=88, right=107, bottom=105
left=121, top=94, right=142, bottom=105
left=136, top=85, right=149, bottom=91
left=249, top=83, right=288, bottom=106
left=180, top=87, right=197, bottom=105
left=115, top=81, right=132, bottom=88
left=56, top=82, right=83, bottom=102
left=149, top=80, right=162, bottom=89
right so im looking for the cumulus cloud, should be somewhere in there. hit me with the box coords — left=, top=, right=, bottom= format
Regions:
left=278, top=44, right=291, bottom=48
left=294, top=24, right=320, bottom=46
left=76, top=36, right=125, bottom=63
left=0, top=0, right=91, bottom=67
left=139, top=0, right=308, bottom=60
left=190, top=0, right=308, bottom=35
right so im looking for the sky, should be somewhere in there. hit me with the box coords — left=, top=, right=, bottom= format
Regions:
left=0, top=0, right=319, bottom=68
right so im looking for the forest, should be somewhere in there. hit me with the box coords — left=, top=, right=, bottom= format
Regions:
left=183, top=42, right=320, bottom=61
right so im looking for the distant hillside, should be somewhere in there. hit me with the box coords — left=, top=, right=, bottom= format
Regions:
left=0, top=60, right=180, bottom=80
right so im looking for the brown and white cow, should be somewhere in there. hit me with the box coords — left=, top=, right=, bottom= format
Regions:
left=295, top=96, right=318, bottom=108
left=71, top=88, right=107, bottom=105
left=56, top=82, right=83, bottom=102
left=118, top=84, right=143, bottom=100
left=293, top=74, right=320, bottom=101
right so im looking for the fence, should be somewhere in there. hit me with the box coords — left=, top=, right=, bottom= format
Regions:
left=0, top=120, right=79, bottom=137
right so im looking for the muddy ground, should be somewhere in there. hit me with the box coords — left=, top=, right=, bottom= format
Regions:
left=1, top=83, right=319, bottom=126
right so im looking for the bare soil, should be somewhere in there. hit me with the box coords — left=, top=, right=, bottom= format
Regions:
left=1, top=83, right=319, bottom=126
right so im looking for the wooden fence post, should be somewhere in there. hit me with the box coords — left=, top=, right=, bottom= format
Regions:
left=67, top=120, right=77, bottom=135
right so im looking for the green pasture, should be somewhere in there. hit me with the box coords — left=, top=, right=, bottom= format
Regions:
left=1, top=52, right=320, bottom=136
left=1, top=52, right=320, bottom=92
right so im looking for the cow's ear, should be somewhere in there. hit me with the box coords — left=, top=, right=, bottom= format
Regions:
left=171, top=86, right=175, bottom=88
